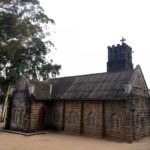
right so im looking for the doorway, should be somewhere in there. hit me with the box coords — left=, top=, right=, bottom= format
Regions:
left=37, top=106, right=46, bottom=130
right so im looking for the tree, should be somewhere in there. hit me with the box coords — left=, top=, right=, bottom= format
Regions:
left=0, top=0, right=61, bottom=86
left=0, top=0, right=62, bottom=121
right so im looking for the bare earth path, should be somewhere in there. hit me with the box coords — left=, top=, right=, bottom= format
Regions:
left=0, top=131, right=150, bottom=150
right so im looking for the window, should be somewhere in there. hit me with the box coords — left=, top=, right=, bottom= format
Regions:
left=69, top=112, right=76, bottom=125
left=111, top=114, right=120, bottom=130
left=87, top=113, right=95, bottom=127
left=20, top=111, right=25, bottom=124
left=13, top=109, right=25, bottom=124
left=12, top=110, right=17, bottom=122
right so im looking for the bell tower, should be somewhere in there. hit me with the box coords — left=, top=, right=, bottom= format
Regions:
left=107, top=38, right=133, bottom=72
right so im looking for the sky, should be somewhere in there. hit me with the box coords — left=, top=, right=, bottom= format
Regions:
left=39, top=0, right=150, bottom=87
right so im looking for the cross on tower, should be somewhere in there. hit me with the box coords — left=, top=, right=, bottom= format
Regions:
left=120, top=37, right=126, bottom=44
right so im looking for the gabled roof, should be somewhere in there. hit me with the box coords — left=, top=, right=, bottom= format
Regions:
left=17, top=65, right=148, bottom=101
left=29, top=79, right=50, bottom=100
left=47, top=70, right=134, bottom=100
left=13, top=77, right=50, bottom=100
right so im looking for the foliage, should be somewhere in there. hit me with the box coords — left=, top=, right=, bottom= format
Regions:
left=0, top=0, right=61, bottom=87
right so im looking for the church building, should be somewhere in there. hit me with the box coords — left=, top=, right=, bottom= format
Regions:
left=5, top=40, right=150, bottom=142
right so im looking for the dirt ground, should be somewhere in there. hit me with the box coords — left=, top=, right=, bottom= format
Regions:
left=0, top=131, right=150, bottom=150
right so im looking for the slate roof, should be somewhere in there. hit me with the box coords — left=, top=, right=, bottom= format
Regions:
left=29, top=79, right=50, bottom=100
left=25, top=64, right=150, bottom=101
left=47, top=70, right=134, bottom=100
left=12, top=62, right=149, bottom=102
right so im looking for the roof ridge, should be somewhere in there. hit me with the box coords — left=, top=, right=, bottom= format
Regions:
left=48, top=70, right=135, bottom=81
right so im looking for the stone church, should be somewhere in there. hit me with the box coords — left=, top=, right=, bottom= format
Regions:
left=5, top=41, right=150, bottom=142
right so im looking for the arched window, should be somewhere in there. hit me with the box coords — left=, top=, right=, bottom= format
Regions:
left=12, top=110, right=17, bottom=122
left=111, top=114, right=120, bottom=129
left=69, top=112, right=76, bottom=125
left=20, top=110, right=25, bottom=124
left=12, top=109, right=20, bottom=123
left=87, top=113, right=95, bottom=127
left=13, top=110, right=19, bottom=124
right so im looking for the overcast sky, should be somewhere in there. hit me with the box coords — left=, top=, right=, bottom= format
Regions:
left=39, top=0, right=150, bottom=87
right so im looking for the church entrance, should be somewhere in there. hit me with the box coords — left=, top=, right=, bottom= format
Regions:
left=37, top=106, right=46, bottom=130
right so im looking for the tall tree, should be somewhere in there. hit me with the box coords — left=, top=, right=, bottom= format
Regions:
left=0, top=0, right=61, bottom=86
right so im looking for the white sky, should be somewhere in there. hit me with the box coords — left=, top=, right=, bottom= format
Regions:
left=39, top=0, right=150, bottom=87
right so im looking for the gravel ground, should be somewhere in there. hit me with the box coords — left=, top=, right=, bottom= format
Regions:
left=0, top=130, right=150, bottom=150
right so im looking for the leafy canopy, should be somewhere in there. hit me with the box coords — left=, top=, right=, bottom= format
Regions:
left=0, top=0, right=61, bottom=86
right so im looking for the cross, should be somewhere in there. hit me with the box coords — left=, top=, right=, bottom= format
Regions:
left=120, top=37, right=126, bottom=44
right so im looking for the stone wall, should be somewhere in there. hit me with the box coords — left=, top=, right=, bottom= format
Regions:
left=10, top=91, right=28, bottom=131
left=50, top=100, right=127, bottom=139
left=50, top=100, right=103, bottom=136
left=125, top=69, right=150, bottom=142
left=7, top=77, right=32, bottom=132
left=30, top=101, right=48, bottom=131
left=49, top=101, right=63, bottom=130
left=83, top=101, right=103, bottom=136
left=105, top=100, right=126, bottom=140
left=64, top=101, right=81, bottom=134
left=49, top=97, right=150, bottom=142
